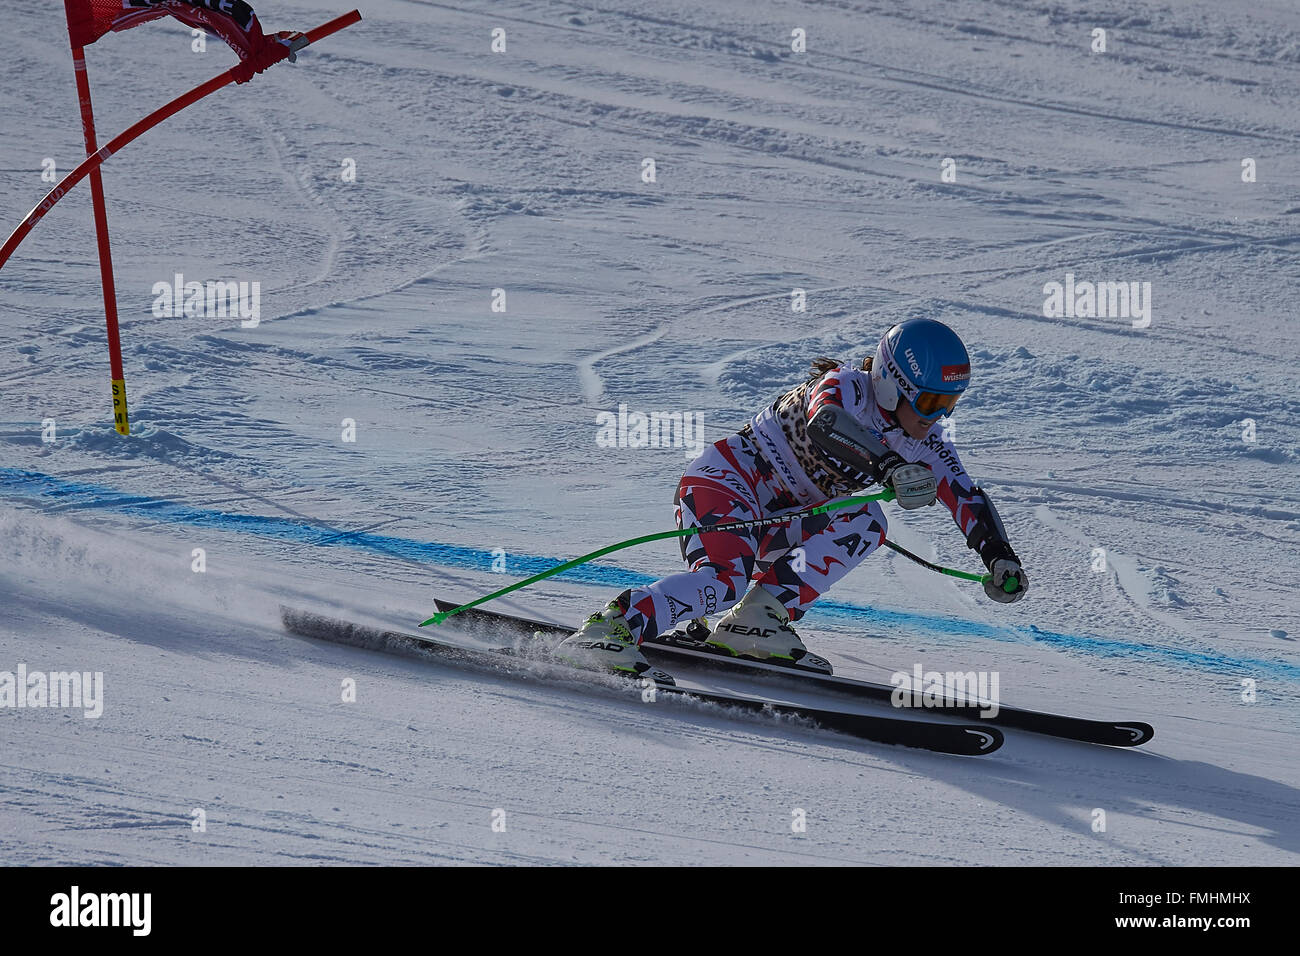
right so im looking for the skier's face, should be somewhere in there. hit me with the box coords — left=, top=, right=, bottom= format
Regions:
left=895, top=401, right=937, bottom=440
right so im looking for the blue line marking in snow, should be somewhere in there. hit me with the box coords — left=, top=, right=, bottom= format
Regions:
left=3, top=466, right=1297, bottom=682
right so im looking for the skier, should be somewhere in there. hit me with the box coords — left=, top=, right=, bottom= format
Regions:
left=555, top=318, right=1028, bottom=677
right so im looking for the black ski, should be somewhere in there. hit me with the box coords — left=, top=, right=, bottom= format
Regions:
left=432, top=600, right=1155, bottom=748
left=281, top=605, right=675, bottom=686
left=283, top=606, right=1003, bottom=756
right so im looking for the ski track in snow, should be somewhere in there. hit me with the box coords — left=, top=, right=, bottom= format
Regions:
left=1, top=0, right=1298, bottom=864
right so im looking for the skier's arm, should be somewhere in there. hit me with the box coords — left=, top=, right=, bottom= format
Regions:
left=805, top=372, right=936, bottom=509
left=917, top=432, right=1027, bottom=603
left=966, top=488, right=1027, bottom=604
left=939, top=479, right=1027, bottom=603
left=952, top=484, right=1014, bottom=565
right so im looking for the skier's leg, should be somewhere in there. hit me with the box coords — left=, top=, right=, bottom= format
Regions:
left=754, top=498, right=889, bottom=620
left=621, top=424, right=803, bottom=642
left=702, top=499, right=887, bottom=663
left=554, top=435, right=766, bottom=670
left=620, top=468, right=764, bottom=641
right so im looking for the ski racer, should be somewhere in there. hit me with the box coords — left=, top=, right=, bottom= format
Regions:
left=554, top=318, right=1028, bottom=677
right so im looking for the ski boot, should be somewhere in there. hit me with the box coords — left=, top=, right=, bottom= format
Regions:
left=706, top=586, right=809, bottom=664
left=553, top=596, right=673, bottom=684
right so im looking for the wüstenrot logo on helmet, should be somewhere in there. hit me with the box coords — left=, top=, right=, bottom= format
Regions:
left=941, top=364, right=970, bottom=383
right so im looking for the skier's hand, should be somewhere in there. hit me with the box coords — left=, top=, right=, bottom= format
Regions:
left=879, top=453, right=937, bottom=510
left=983, top=558, right=1027, bottom=604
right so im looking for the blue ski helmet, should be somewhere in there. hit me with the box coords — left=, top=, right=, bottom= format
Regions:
left=870, top=318, right=970, bottom=419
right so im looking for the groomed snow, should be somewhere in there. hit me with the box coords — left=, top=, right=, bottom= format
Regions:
left=1, top=0, right=1297, bottom=865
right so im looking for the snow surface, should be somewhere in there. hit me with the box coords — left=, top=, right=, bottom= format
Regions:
left=1, top=0, right=1298, bottom=865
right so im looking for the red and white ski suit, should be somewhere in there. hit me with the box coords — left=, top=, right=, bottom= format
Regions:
left=619, top=364, right=993, bottom=642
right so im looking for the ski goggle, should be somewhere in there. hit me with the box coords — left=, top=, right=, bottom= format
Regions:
left=910, top=390, right=961, bottom=420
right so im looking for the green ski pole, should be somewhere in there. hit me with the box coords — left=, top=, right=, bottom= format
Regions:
left=882, top=539, right=991, bottom=584
left=420, top=490, right=898, bottom=626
